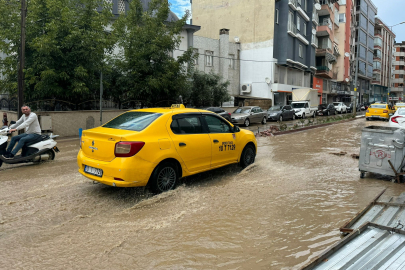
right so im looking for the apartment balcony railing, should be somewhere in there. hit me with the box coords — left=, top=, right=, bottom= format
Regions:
left=311, top=35, right=319, bottom=48
left=288, top=21, right=297, bottom=36
left=312, top=11, right=319, bottom=25
left=375, top=30, right=382, bottom=37
left=319, top=20, right=333, bottom=31
left=316, top=66, right=330, bottom=71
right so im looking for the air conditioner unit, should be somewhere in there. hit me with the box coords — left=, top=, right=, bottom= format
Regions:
left=241, top=83, right=252, bottom=94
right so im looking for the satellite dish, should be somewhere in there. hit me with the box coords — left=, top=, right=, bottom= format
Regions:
left=344, top=52, right=350, bottom=57
left=265, top=77, right=271, bottom=84
left=315, top=3, right=321, bottom=10
left=234, top=36, right=240, bottom=43
left=345, top=78, right=349, bottom=82
left=312, top=29, right=317, bottom=35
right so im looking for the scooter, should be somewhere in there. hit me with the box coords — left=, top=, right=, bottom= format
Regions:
left=0, top=123, right=60, bottom=167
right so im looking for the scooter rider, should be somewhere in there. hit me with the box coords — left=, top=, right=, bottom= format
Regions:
left=2, top=105, right=42, bottom=159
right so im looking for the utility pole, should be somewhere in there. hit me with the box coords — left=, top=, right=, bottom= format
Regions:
left=353, top=22, right=361, bottom=117
left=18, top=0, right=27, bottom=118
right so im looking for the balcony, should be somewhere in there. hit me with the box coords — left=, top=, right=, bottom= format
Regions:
left=297, top=33, right=309, bottom=45
left=297, top=7, right=310, bottom=22
left=317, top=21, right=332, bottom=37
left=318, top=1, right=333, bottom=17
left=311, top=35, right=319, bottom=48
left=312, top=11, right=319, bottom=26
left=287, top=21, right=297, bottom=37
left=391, top=87, right=405, bottom=93
left=315, top=66, right=333, bottom=78
left=288, top=0, right=297, bottom=10
left=375, top=30, right=382, bottom=38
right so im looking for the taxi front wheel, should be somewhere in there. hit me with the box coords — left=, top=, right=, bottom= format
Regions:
left=149, top=161, right=178, bottom=194
left=240, top=145, right=256, bottom=168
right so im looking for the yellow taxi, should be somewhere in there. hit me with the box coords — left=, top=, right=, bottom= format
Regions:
left=77, top=105, right=257, bottom=193
left=365, top=103, right=395, bottom=121
left=394, top=103, right=405, bottom=111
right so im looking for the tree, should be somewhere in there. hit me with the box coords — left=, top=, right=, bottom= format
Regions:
left=112, top=0, right=195, bottom=106
left=0, top=0, right=115, bottom=107
left=186, top=70, right=231, bottom=108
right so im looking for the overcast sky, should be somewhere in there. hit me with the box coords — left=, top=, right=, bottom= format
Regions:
left=169, top=0, right=405, bottom=42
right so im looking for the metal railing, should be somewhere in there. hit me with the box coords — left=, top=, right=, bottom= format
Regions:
left=288, top=20, right=297, bottom=35
left=319, top=19, right=333, bottom=31
left=312, top=11, right=319, bottom=24
left=316, top=66, right=330, bottom=72
left=312, top=35, right=319, bottom=47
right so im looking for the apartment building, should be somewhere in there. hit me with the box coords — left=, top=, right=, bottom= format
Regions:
left=314, top=0, right=342, bottom=104
left=371, top=17, right=395, bottom=103
left=353, top=0, right=377, bottom=104
left=192, top=0, right=316, bottom=108
left=393, top=42, right=405, bottom=102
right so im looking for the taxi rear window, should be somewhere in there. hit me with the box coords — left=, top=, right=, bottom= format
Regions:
left=103, top=112, right=162, bottom=131
left=369, top=105, right=386, bottom=109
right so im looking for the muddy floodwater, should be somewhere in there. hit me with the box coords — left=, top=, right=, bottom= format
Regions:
left=1, top=119, right=405, bottom=269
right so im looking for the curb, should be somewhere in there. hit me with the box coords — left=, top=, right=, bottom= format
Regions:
left=266, top=116, right=364, bottom=137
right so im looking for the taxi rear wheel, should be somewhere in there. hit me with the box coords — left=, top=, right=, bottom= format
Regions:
left=240, top=144, right=256, bottom=168
left=149, top=162, right=178, bottom=194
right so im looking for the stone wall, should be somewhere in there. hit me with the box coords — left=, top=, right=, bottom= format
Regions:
left=1, top=110, right=128, bottom=137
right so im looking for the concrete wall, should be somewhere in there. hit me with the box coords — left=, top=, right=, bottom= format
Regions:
left=192, top=0, right=275, bottom=44
left=1, top=110, right=128, bottom=137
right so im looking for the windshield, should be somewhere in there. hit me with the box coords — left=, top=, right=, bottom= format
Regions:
left=103, top=112, right=162, bottom=131
left=333, top=102, right=341, bottom=106
left=234, top=108, right=251, bottom=114
left=398, top=109, right=405, bottom=116
left=318, top=105, right=327, bottom=109
left=291, top=103, right=305, bottom=108
left=268, top=106, right=281, bottom=111
left=369, top=104, right=386, bottom=109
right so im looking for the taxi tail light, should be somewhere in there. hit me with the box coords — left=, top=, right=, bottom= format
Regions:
left=391, top=116, right=403, bottom=123
left=383, top=110, right=388, bottom=113
left=115, top=142, right=145, bottom=157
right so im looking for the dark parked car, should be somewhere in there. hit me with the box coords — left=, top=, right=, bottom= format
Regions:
left=202, top=107, right=231, bottom=121
left=316, top=104, right=336, bottom=116
left=267, top=105, right=296, bottom=121
left=347, top=103, right=361, bottom=113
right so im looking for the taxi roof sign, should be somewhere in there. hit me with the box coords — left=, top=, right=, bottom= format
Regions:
left=171, top=104, right=185, bottom=109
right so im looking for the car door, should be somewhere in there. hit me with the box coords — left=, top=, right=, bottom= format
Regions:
left=284, top=106, right=293, bottom=119
left=256, top=107, right=265, bottom=121
left=203, top=114, right=239, bottom=167
left=168, top=114, right=212, bottom=173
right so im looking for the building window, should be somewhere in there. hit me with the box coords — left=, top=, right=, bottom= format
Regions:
left=303, top=23, right=307, bottom=35
left=228, top=54, right=235, bottom=69
left=400, top=74, right=404, bottom=78
left=297, top=0, right=302, bottom=5
left=276, top=9, right=279, bottom=24
left=303, top=0, right=307, bottom=11
left=297, top=16, right=301, bottom=31
left=205, top=51, right=213, bottom=66
left=299, top=45, right=303, bottom=58
left=339, top=13, right=346, bottom=23
left=193, top=48, right=198, bottom=65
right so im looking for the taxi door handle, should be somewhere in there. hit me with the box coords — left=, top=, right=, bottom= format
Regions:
left=179, top=142, right=186, bottom=147
left=213, top=140, right=219, bottom=143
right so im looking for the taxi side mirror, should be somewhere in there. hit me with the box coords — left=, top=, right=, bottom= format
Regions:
left=233, top=126, right=240, bottom=133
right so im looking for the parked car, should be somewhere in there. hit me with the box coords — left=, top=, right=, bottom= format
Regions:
left=267, top=105, right=296, bottom=121
left=347, top=103, right=361, bottom=113
left=333, top=102, right=347, bottom=114
left=202, top=107, right=231, bottom=121
left=316, top=104, right=336, bottom=116
left=389, top=108, right=405, bottom=128
left=394, top=103, right=405, bottom=111
left=291, top=101, right=317, bottom=118
left=231, top=106, right=267, bottom=127
left=366, top=103, right=396, bottom=121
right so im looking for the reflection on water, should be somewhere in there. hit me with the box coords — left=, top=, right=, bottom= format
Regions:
left=1, top=120, right=405, bottom=269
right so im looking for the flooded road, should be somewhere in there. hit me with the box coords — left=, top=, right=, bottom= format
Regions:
left=1, top=119, right=405, bottom=269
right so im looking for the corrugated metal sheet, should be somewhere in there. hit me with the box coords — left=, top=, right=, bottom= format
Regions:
left=302, top=223, right=405, bottom=270
left=340, top=190, right=405, bottom=234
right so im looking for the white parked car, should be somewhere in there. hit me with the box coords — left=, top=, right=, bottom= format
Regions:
left=389, top=108, right=405, bottom=128
left=333, top=102, right=347, bottom=114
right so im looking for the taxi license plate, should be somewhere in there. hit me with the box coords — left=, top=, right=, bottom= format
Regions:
left=84, top=165, right=103, bottom=177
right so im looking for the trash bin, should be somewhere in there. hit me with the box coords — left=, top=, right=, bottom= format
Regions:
left=359, top=126, right=405, bottom=178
